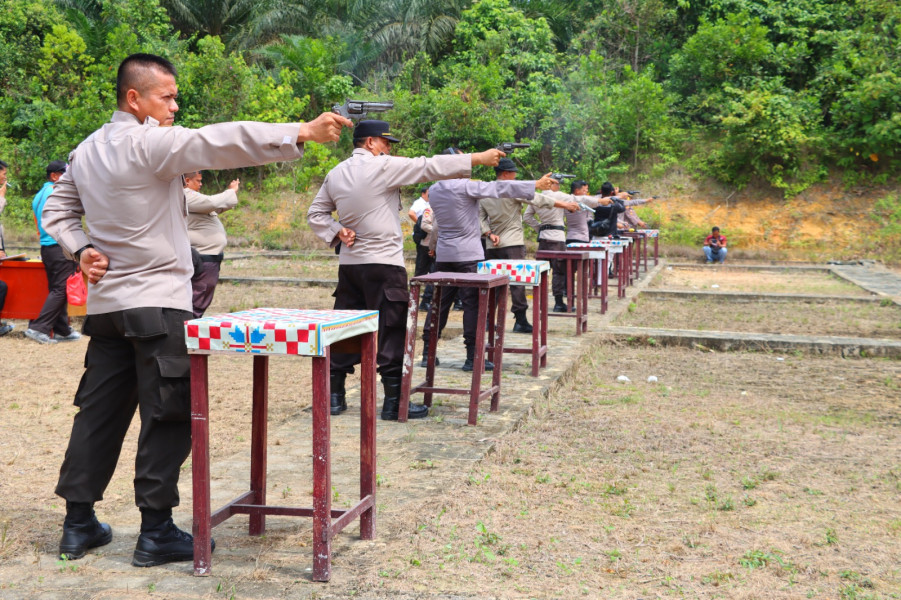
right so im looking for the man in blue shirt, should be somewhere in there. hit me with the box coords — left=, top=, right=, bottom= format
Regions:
left=26, top=160, right=81, bottom=344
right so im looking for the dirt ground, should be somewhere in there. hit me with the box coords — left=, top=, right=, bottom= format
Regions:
left=0, top=257, right=899, bottom=599
left=651, top=267, right=874, bottom=297
left=615, top=297, right=901, bottom=339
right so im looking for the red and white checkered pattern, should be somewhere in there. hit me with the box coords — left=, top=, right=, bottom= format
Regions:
left=476, top=260, right=549, bottom=286
left=185, top=308, right=378, bottom=357
left=637, top=229, right=659, bottom=238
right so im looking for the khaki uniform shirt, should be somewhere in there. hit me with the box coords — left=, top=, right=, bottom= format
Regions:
left=185, top=188, right=237, bottom=255
left=565, top=195, right=603, bottom=242
left=479, top=194, right=556, bottom=250
left=43, top=111, right=304, bottom=314
left=307, top=148, right=471, bottom=268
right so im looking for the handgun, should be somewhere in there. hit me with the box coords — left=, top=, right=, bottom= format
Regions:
left=576, top=202, right=595, bottom=212
left=496, top=142, right=530, bottom=153
left=551, top=172, right=576, bottom=180
left=332, top=99, right=394, bottom=121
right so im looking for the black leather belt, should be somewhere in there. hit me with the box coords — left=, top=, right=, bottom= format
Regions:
left=539, top=224, right=566, bottom=232
left=199, top=253, right=224, bottom=263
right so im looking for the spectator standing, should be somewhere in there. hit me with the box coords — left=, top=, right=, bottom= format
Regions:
left=184, top=171, right=239, bottom=318
left=409, top=186, right=435, bottom=311
left=25, top=160, right=81, bottom=344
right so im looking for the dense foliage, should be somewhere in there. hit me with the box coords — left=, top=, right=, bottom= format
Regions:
left=1, top=0, right=899, bottom=204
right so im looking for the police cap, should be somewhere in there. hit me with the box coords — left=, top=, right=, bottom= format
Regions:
left=494, top=158, right=517, bottom=173
left=353, top=120, right=400, bottom=143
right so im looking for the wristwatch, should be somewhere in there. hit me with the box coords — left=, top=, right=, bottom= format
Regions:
left=74, top=244, right=94, bottom=262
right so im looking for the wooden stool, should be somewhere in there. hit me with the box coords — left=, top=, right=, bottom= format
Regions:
left=185, top=308, right=379, bottom=582
left=619, top=231, right=646, bottom=274
left=400, top=272, right=509, bottom=426
left=535, top=250, right=590, bottom=335
left=566, top=245, right=608, bottom=313
left=584, top=239, right=630, bottom=298
left=637, top=229, right=660, bottom=266
left=477, top=259, right=550, bottom=377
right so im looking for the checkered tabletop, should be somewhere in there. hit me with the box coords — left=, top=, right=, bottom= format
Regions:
left=636, top=229, right=659, bottom=237
left=579, top=238, right=631, bottom=247
left=477, top=260, right=550, bottom=286
left=185, top=308, right=379, bottom=357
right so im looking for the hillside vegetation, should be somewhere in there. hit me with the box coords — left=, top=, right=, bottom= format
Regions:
left=1, top=0, right=899, bottom=259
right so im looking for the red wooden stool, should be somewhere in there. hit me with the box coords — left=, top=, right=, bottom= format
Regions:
left=637, top=229, right=660, bottom=266
left=400, top=272, right=509, bottom=426
left=477, top=259, right=550, bottom=377
left=566, top=245, right=609, bottom=313
left=185, top=308, right=379, bottom=582
left=535, top=250, right=590, bottom=335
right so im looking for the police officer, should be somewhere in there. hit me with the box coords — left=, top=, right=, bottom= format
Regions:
left=479, top=158, right=578, bottom=332
left=307, top=121, right=504, bottom=419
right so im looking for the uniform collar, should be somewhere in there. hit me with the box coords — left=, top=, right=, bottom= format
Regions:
left=111, top=110, right=160, bottom=127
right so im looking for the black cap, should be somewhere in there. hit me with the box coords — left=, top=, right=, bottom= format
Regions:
left=353, top=120, right=399, bottom=143
left=46, top=160, right=67, bottom=174
left=494, top=158, right=517, bottom=173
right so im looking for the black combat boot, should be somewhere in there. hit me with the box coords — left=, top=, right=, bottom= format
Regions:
left=133, top=508, right=214, bottom=567
left=512, top=310, right=533, bottom=334
left=380, top=376, right=428, bottom=420
left=59, top=501, right=113, bottom=560
left=330, top=372, right=347, bottom=415
left=553, top=295, right=568, bottom=313
left=462, top=345, right=494, bottom=372
left=419, top=334, right=440, bottom=367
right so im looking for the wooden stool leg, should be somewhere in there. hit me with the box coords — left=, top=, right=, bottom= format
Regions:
left=399, top=283, right=421, bottom=423
left=359, top=331, right=377, bottom=539
left=249, top=355, right=269, bottom=536
left=191, top=354, right=212, bottom=576
left=540, top=271, right=548, bottom=369
left=424, top=286, right=442, bottom=407
left=490, top=284, right=507, bottom=412
left=601, top=256, right=609, bottom=314
left=468, top=288, right=489, bottom=426
left=530, top=281, right=540, bottom=377
left=312, top=352, right=332, bottom=582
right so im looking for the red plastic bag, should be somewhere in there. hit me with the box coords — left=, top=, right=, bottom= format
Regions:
left=67, top=270, right=87, bottom=306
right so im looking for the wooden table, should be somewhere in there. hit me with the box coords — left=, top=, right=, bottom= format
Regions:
left=582, top=239, right=631, bottom=298
left=477, top=260, right=550, bottom=377
left=637, top=229, right=660, bottom=266
left=535, top=250, right=590, bottom=335
left=185, top=308, right=379, bottom=582
left=401, top=272, right=509, bottom=426
left=565, top=245, right=608, bottom=313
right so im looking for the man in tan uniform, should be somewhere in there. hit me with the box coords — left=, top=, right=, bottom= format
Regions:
left=184, top=171, right=239, bottom=318
left=308, top=120, right=503, bottom=420
left=42, top=53, right=350, bottom=567
left=480, top=158, right=578, bottom=333
left=525, top=182, right=611, bottom=312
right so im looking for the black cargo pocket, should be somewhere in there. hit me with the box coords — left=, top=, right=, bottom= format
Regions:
left=381, top=287, right=409, bottom=329
left=154, top=355, right=191, bottom=421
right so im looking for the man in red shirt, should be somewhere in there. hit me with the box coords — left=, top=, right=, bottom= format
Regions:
left=704, top=227, right=728, bottom=263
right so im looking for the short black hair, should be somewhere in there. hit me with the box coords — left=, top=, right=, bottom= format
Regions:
left=419, top=185, right=430, bottom=194
left=116, top=53, right=177, bottom=106
left=712, top=226, right=720, bottom=232
left=0, top=160, right=7, bottom=170
left=571, top=180, right=588, bottom=194
left=600, top=182, right=615, bottom=197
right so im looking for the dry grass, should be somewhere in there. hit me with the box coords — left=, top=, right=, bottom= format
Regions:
left=651, top=267, right=874, bottom=297
left=353, top=343, right=901, bottom=599
left=615, top=297, right=901, bottom=339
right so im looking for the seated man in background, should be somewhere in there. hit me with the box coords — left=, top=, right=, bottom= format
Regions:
left=184, top=171, right=240, bottom=318
left=703, top=226, right=728, bottom=263
left=26, top=160, right=81, bottom=344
